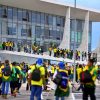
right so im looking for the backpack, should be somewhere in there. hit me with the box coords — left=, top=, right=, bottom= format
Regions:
left=80, top=70, right=93, bottom=83
left=3, top=65, right=12, bottom=76
left=60, top=72, right=68, bottom=89
left=32, top=65, right=41, bottom=81
left=53, top=71, right=68, bottom=89
left=53, top=72, right=62, bottom=85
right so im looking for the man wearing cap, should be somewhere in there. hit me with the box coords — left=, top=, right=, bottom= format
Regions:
left=29, top=58, right=46, bottom=100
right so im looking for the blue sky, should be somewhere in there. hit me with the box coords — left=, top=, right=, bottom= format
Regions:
left=59, top=0, right=100, bottom=50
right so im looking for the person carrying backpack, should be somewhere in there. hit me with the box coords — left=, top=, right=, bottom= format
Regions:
left=80, top=59, right=98, bottom=100
left=29, top=58, right=46, bottom=100
left=53, top=62, right=70, bottom=100
left=1, top=60, right=12, bottom=99
left=10, top=62, right=23, bottom=97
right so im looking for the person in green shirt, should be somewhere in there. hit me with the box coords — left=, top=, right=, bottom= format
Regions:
left=82, top=59, right=98, bottom=100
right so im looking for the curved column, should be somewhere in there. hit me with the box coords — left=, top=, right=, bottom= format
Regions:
left=59, top=7, right=70, bottom=49
left=77, top=11, right=89, bottom=53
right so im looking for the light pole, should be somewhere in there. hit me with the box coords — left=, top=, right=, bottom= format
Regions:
left=73, top=0, right=77, bottom=83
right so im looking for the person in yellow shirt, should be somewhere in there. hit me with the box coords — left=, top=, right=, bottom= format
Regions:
left=77, top=65, right=83, bottom=81
left=29, top=58, right=46, bottom=100
left=51, top=65, right=55, bottom=77
left=54, top=48, right=57, bottom=57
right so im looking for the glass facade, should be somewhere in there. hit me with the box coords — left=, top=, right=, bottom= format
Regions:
left=0, top=5, right=92, bottom=51
left=70, top=19, right=92, bottom=51
left=0, top=5, right=65, bottom=51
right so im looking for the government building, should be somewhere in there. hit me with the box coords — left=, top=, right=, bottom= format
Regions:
left=0, top=0, right=100, bottom=52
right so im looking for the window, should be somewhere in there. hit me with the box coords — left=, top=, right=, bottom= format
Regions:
left=36, top=12, right=41, bottom=24
left=75, top=32, right=78, bottom=43
left=7, top=22, right=13, bottom=35
left=21, top=29, right=27, bottom=36
left=2, top=6, right=7, bottom=18
left=45, top=14, right=49, bottom=25
left=48, top=15, right=53, bottom=25
left=77, top=20, right=82, bottom=31
left=13, top=23, right=17, bottom=35
left=21, top=24, right=27, bottom=36
left=28, top=11, right=31, bottom=22
left=56, top=17, right=61, bottom=26
left=56, top=29, right=60, bottom=40
left=13, top=8, right=17, bottom=22
left=70, top=19, right=74, bottom=31
left=22, top=10, right=28, bottom=21
left=32, top=12, right=36, bottom=23
left=52, top=29, right=57, bottom=39
left=44, top=27, right=50, bottom=39
left=0, top=6, right=2, bottom=18
left=8, top=7, right=13, bottom=19
left=71, top=31, right=75, bottom=42
left=77, top=32, right=81, bottom=43
left=18, top=24, right=22, bottom=37
left=35, top=26, right=41, bottom=38
left=18, top=9, right=22, bottom=21
left=2, top=21, right=7, bottom=35
left=61, top=17, right=65, bottom=27
left=41, top=13, right=45, bottom=24
left=60, top=29, right=64, bottom=40
left=27, top=25, right=32, bottom=37
left=53, top=16, right=56, bottom=26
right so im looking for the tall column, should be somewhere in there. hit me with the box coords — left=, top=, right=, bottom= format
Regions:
left=77, top=11, right=89, bottom=53
left=59, top=7, right=70, bottom=49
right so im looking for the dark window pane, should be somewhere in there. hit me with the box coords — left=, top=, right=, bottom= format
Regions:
left=8, top=7, right=13, bottom=19
left=2, top=6, right=7, bottom=18
left=61, top=17, right=65, bottom=27
left=45, top=14, right=49, bottom=25
left=56, top=30, right=60, bottom=40
left=57, top=17, right=61, bottom=26
left=27, top=25, right=32, bottom=37
left=22, top=10, right=27, bottom=21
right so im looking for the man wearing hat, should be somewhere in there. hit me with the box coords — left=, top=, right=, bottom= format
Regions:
left=29, top=58, right=46, bottom=100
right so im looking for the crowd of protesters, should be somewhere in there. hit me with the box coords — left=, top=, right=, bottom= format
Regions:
left=0, top=42, right=97, bottom=62
left=1, top=41, right=15, bottom=51
left=0, top=58, right=99, bottom=100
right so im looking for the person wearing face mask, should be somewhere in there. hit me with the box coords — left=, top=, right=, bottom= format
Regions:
left=29, top=58, right=46, bottom=100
